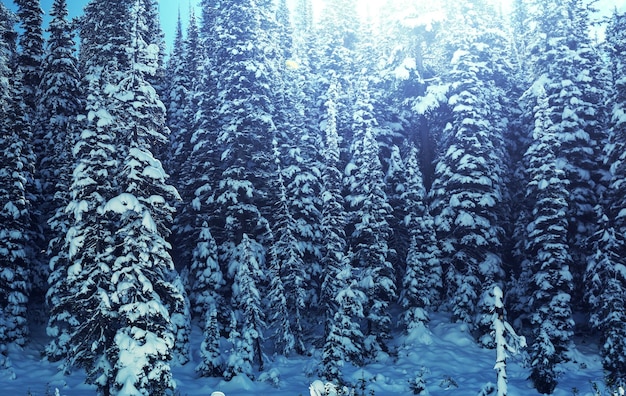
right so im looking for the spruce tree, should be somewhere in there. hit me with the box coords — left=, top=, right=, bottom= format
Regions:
left=526, top=0, right=608, bottom=305
left=51, top=1, right=185, bottom=393
left=168, top=8, right=203, bottom=271
left=192, top=221, right=226, bottom=376
left=525, top=88, right=574, bottom=394
left=191, top=0, right=280, bottom=264
left=400, top=143, right=442, bottom=331
left=345, top=79, right=395, bottom=355
left=225, top=234, right=266, bottom=380
left=322, top=274, right=366, bottom=382
left=429, top=4, right=507, bottom=338
left=586, top=209, right=626, bottom=388
left=585, top=11, right=626, bottom=387
left=15, top=0, right=44, bottom=115
left=267, top=142, right=307, bottom=356
left=0, top=4, right=34, bottom=347
left=319, top=75, right=364, bottom=381
left=41, top=0, right=83, bottom=361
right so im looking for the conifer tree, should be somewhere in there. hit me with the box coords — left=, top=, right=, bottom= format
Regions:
left=319, top=74, right=348, bottom=319
left=197, top=305, right=223, bottom=377
left=14, top=0, right=44, bottom=309
left=525, top=88, right=574, bottom=394
left=526, top=0, right=608, bottom=303
left=50, top=1, right=185, bottom=393
left=400, top=144, right=442, bottom=331
left=0, top=4, right=34, bottom=347
left=429, top=5, right=507, bottom=337
left=319, top=75, right=364, bottom=380
left=103, top=2, right=185, bottom=391
left=384, top=146, right=410, bottom=272
left=15, top=0, right=44, bottom=115
left=267, top=142, right=307, bottom=356
left=345, top=79, right=395, bottom=355
left=192, top=221, right=226, bottom=376
left=191, top=0, right=280, bottom=264
left=168, top=8, right=203, bottom=271
left=272, top=0, right=324, bottom=307
left=586, top=209, right=626, bottom=388
left=321, top=274, right=366, bottom=382
left=163, top=9, right=184, bottom=162
left=585, top=11, right=626, bottom=387
left=225, top=234, right=266, bottom=380
left=54, top=5, right=131, bottom=384
left=41, top=0, right=83, bottom=361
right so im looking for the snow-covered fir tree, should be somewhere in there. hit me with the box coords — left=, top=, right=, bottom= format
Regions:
left=526, top=0, right=608, bottom=306
left=103, top=8, right=186, bottom=391
left=188, top=0, right=280, bottom=268
left=525, top=87, right=574, bottom=394
left=322, top=271, right=366, bottom=383
left=167, top=7, right=204, bottom=272
left=586, top=208, right=626, bottom=388
left=345, top=78, right=396, bottom=356
left=225, top=234, right=266, bottom=380
left=399, top=143, right=442, bottom=332
left=0, top=3, right=34, bottom=348
left=48, top=1, right=186, bottom=393
left=41, top=0, right=83, bottom=361
left=267, top=141, right=307, bottom=356
left=319, top=75, right=365, bottom=382
left=584, top=10, right=626, bottom=387
left=272, top=0, right=325, bottom=312
left=429, top=1, right=507, bottom=341
left=191, top=221, right=226, bottom=377
left=15, top=0, right=44, bottom=115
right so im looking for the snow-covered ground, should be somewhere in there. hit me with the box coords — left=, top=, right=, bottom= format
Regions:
left=0, top=313, right=613, bottom=395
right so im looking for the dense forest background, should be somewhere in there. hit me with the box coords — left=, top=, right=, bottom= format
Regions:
left=1, top=0, right=626, bottom=394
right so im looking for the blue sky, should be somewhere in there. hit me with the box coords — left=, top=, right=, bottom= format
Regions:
left=3, top=0, right=201, bottom=53
left=3, top=0, right=624, bottom=52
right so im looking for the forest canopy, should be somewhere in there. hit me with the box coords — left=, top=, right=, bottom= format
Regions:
left=1, top=0, right=626, bottom=394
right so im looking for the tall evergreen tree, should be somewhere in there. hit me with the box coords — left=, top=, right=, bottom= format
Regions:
left=525, top=87, right=574, bottom=394
left=103, top=6, right=186, bottom=388
left=191, top=0, right=281, bottom=264
left=321, top=272, right=366, bottom=383
left=526, top=0, right=608, bottom=304
left=584, top=11, right=626, bottom=387
left=586, top=209, right=626, bottom=388
left=187, top=5, right=286, bottom=379
left=14, top=0, right=44, bottom=311
left=49, top=1, right=185, bottom=393
left=319, top=75, right=364, bottom=381
left=0, top=3, right=34, bottom=348
left=168, top=7, right=204, bottom=272
left=399, top=143, right=442, bottom=331
left=345, top=79, right=395, bottom=355
left=267, top=142, right=307, bottom=356
left=52, top=3, right=134, bottom=384
left=41, top=0, right=84, bottom=361
left=429, top=3, right=507, bottom=339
